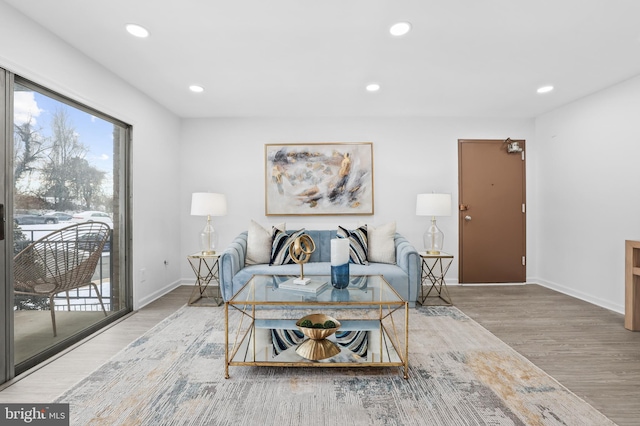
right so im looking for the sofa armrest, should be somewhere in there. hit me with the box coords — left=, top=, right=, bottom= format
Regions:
left=219, top=231, right=248, bottom=301
left=394, top=233, right=421, bottom=302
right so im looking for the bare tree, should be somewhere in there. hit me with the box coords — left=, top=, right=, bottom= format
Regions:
left=40, top=107, right=105, bottom=210
left=67, top=157, right=106, bottom=209
left=13, top=116, right=48, bottom=182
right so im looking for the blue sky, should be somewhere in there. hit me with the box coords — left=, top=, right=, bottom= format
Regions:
left=14, top=88, right=114, bottom=194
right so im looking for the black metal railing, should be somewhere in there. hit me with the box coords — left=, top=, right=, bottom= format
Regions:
left=13, top=226, right=114, bottom=312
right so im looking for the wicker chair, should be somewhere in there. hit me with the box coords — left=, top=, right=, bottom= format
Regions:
left=14, top=222, right=111, bottom=337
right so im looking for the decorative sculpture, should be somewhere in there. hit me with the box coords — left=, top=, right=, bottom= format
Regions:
left=295, top=314, right=341, bottom=360
left=289, top=234, right=316, bottom=285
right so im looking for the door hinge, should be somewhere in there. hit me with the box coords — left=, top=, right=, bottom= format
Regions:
left=522, top=203, right=526, bottom=213
left=522, top=256, right=526, bottom=266
left=521, top=151, right=525, bottom=161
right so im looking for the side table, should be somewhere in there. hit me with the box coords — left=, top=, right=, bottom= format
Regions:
left=187, top=252, right=222, bottom=306
left=418, top=251, right=454, bottom=305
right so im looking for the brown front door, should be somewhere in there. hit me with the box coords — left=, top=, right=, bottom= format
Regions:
left=458, top=139, right=526, bottom=283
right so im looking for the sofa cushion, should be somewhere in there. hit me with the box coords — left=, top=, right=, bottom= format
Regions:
left=337, top=225, right=368, bottom=265
left=246, top=220, right=285, bottom=265
left=306, top=230, right=337, bottom=263
left=367, top=222, right=396, bottom=264
left=270, top=228, right=306, bottom=265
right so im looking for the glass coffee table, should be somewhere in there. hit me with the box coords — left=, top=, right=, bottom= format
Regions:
left=225, top=275, right=409, bottom=379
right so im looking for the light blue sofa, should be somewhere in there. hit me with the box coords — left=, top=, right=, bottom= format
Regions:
left=219, top=230, right=421, bottom=306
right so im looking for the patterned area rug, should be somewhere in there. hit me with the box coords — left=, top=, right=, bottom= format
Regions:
left=55, top=305, right=615, bottom=425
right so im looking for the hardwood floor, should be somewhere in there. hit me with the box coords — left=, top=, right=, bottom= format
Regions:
left=447, top=284, right=640, bottom=426
left=1, top=284, right=639, bottom=425
left=0, top=286, right=192, bottom=402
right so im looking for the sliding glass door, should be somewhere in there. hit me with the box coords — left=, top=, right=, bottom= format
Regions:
left=1, top=68, right=11, bottom=385
left=2, top=69, right=132, bottom=382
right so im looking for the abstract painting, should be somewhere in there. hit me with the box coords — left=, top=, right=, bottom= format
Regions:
left=265, top=143, right=374, bottom=215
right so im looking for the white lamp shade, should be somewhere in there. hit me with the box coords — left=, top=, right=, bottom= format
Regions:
left=416, top=193, right=452, bottom=217
left=191, top=193, right=227, bottom=216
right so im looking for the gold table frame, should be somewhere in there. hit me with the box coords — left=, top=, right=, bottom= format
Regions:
left=418, top=251, right=454, bottom=305
left=225, top=275, right=409, bottom=379
left=186, top=252, right=222, bottom=306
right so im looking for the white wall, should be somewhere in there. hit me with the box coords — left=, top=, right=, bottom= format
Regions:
left=179, top=117, right=536, bottom=283
left=534, top=75, right=640, bottom=314
left=0, top=2, right=183, bottom=309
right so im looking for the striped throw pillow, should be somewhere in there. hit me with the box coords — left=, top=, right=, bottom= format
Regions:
left=270, top=228, right=306, bottom=265
left=337, top=225, right=369, bottom=265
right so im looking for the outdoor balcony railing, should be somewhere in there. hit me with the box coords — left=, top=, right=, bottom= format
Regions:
left=14, top=226, right=113, bottom=312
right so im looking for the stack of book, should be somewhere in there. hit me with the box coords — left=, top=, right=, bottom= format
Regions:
left=278, top=278, right=328, bottom=294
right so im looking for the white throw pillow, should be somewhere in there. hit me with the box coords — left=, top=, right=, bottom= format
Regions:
left=367, top=221, right=396, bottom=264
left=246, top=220, right=285, bottom=265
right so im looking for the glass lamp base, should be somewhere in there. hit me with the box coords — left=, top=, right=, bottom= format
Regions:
left=424, top=219, right=444, bottom=255
left=199, top=221, right=218, bottom=255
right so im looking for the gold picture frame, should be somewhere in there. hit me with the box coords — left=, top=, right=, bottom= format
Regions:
left=265, top=142, right=374, bottom=216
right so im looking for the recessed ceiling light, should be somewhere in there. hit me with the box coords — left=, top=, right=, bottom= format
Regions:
left=125, top=24, right=149, bottom=38
left=537, top=85, right=554, bottom=94
left=189, top=85, right=204, bottom=93
left=366, top=83, right=380, bottom=92
left=389, top=22, right=412, bottom=37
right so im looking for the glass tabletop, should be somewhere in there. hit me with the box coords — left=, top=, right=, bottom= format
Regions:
left=229, top=274, right=405, bottom=305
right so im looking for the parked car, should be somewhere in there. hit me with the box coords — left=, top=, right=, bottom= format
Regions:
left=14, top=214, right=59, bottom=225
left=44, top=211, right=73, bottom=221
left=70, top=211, right=113, bottom=227
left=77, top=233, right=111, bottom=253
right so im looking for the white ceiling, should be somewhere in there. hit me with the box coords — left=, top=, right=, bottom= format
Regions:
left=5, top=0, right=640, bottom=118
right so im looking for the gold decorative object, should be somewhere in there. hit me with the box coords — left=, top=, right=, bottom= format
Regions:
left=289, top=234, right=316, bottom=284
left=295, top=314, right=341, bottom=361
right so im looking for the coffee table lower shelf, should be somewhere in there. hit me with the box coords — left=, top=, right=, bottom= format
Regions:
left=224, top=274, right=409, bottom=379
left=225, top=313, right=409, bottom=379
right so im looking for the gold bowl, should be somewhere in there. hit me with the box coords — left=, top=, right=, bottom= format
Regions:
left=295, top=314, right=341, bottom=361
left=296, top=314, right=341, bottom=340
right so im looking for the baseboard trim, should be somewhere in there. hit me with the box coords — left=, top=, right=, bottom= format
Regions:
left=528, top=277, right=624, bottom=315
left=452, top=282, right=527, bottom=286
left=136, top=279, right=183, bottom=310
left=448, top=278, right=623, bottom=314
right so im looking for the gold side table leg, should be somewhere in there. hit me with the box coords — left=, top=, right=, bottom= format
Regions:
left=404, top=301, right=409, bottom=379
left=225, top=302, right=230, bottom=379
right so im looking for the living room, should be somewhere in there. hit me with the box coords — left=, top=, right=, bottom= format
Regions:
left=1, top=1, right=640, bottom=424
left=1, top=1, right=638, bottom=313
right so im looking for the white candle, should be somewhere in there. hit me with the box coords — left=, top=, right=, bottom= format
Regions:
left=331, top=238, right=350, bottom=265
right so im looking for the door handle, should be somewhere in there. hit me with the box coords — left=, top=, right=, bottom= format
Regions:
left=464, top=215, right=472, bottom=221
